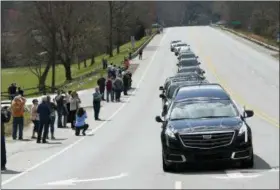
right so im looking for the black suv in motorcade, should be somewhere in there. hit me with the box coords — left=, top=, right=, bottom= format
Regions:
left=155, top=83, right=254, bottom=172
left=159, top=80, right=209, bottom=110
left=159, top=73, right=206, bottom=93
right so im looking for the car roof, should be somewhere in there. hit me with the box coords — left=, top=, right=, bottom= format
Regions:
left=170, top=80, right=207, bottom=87
left=174, top=83, right=230, bottom=102
left=171, top=40, right=181, bottom=43
left=179, top=58, right=198, bottom=62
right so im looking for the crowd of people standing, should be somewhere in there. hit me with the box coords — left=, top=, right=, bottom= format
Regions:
left=1, top=54, right=136, bottom=171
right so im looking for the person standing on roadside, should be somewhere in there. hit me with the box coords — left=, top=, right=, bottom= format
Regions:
left=113, top=76, right=124, bottom=102
left=97, top=74, right=106, bottom=101
left=11, top=95, right=26, bottom=140
left=46, top=96, right=57, bottom=139
left=54, top=91, right=64, bottom=128
left=65, top=91, right=72, bottom=117
left=123, top=72, right=129, bottom=96
left=30, top=99, right=39, bottom=139
left=69, top=91, right=81, bottom=129
left=106, top=76, right=113, bottom=102
left=93, top=87, right=102, bottom=120
left=37, top=97, right=51, bottom=144
left=8, top=83, right=17, bottom=100
left=124, top=58, right=130, bottom=70
left=17, top=87, right=24, bottom=96
left=62, top=98, right=69, bottom=128
left=1, top=106, right=11, bottom=171
left=139, top=49, right=143, bottom=60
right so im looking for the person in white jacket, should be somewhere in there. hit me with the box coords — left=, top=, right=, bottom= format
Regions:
left=69, top=91, right=81, bottom=129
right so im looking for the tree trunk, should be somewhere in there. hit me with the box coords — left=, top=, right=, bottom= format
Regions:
left=38, top=63, right=51, bottom=93
left=108, top=1, right=113, bottom=57
left=84, top=59, right=87, bottom=68
left=51, top=30, right=56, bottom=93
left=63, top=57, right=72, bottom=81
left=116, top=29, right=121, bottom=54
left=91, top=55, right=95, bottom=66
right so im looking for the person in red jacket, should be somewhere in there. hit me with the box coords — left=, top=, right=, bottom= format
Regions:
left=124, top=58, right=130, bottom=70
left=106, top=77, right=114, bottom=102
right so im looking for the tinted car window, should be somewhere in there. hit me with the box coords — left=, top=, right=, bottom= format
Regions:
left=167, top=85, right=179, bottom=99
left=170, top=100, right=238, bottom=120
left=178, top=68, right=198, bottom=73
left=180, top=54, right=195, bottom=59
left=179, top=60, right=200, bottom=67
left=177, top=44, right=187, bottom=47
left=175, top=85, right=229, bottom=101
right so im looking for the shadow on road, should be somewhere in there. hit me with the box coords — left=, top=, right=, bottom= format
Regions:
left=252, top=154, right=271, bottom=170
left=44, top=142, right=62, bottom=145
left=51, top=138, right=68, bottom=141
left=174, top=163, right=228, bottom=175
left=169, top=154, right=271, bottom=175
left=1, top=169, right=21, bottom=175
left=20, top=139, right=33, bottom=142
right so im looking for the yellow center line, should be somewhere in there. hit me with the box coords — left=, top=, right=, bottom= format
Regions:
left=205, top=56, right=279, bottom=128
left=193, top=30, right=279, bottom=128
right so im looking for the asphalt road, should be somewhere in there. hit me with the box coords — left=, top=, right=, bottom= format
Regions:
left=2, top=26, right=279, bottom=189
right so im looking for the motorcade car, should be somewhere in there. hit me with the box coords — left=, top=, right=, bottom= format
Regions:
left=170, top=40, right=182, bottom=51
left=155, top=83, right=255, bottom=172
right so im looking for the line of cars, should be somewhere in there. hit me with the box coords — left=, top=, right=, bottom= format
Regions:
left=155, top=40, right=255, bottom=172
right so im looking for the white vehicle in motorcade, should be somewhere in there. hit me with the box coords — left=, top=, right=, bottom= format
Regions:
left=177, top=46, right=192, bottom=56
left=170, top=40, right=182, bottom=51
left=174, top=43, right=190, bottom=56
left=177, top=51, right=198, bottom=61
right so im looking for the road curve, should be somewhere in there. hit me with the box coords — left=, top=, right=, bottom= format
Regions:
left=1, top=26, right=279, bottom=189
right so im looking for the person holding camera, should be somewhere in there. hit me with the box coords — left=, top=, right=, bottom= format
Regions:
left=74, top=107, right=89, bottom=136
left=11, top=95, right=26, bottom=140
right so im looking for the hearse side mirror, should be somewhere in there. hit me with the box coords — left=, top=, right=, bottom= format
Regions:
left=159, top=86, right=164, bottom=90
left=243, top=109, right=254, bottom=118
left=196, top=56, right=199, bottom=59
left=159, top=94, right=166, bottom=99
left=155, top=116, right=163, bottom=123
left=202, top=70, right=205, bottom=74
left=176, top=63, right=179, bottom=66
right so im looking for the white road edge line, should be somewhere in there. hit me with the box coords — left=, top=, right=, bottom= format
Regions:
left=175, top=181, right=182, bottom=189
left=214, top=171, right=261, bottom=179
left=44, top=172, right=128, bottom=186
left=2, top=30, right=169, bottom=186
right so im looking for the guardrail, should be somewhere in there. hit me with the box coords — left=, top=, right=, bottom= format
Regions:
left=211, top=24, right=279, bottom=52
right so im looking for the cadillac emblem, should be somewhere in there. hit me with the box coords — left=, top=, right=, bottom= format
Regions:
left=202, top=134, right=212, bottom=139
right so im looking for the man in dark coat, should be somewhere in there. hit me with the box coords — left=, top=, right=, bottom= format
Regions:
left=1, top=107, right=11, bottom=171
left=8, top=83, right=17, bottom=100
left=93, top=87, right=102, bottom=120
left=122, top=72, right=129, bottom=95
left=113, top=76, right=123, bottom=102
left=97, top=74, right=106, bottom=101
left=37, top=97, right=51, bottom=143
left=54, top=91, right=64, bottom=128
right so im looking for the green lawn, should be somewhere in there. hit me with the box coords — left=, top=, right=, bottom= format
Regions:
left=3, top=35, right=153, bottom=136
left=1, top=36, right=150, bottom=98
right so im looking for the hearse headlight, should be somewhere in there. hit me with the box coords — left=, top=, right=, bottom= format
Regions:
left=238, top=123, right=248, bottom=142
left=165, top=127, right=176, bottom=139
